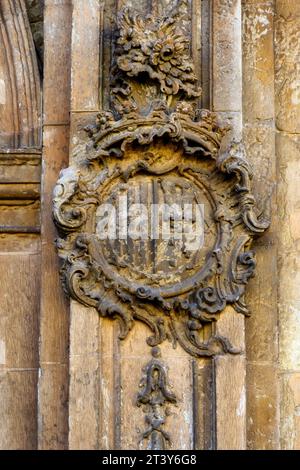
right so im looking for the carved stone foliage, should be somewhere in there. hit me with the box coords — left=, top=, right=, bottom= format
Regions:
left=53, top=1, right=269, bottom=358
left=115, top=5, right=200, bottom=99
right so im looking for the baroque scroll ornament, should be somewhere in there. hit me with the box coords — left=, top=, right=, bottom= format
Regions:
left=53, top=1, right=269, bottom=358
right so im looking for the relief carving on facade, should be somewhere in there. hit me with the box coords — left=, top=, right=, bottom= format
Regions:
left=53, top=1, right=269, bottom=359
left=137, top=347, right=177, bottom=450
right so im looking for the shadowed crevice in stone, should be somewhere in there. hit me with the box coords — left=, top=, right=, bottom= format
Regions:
left=25, top=0, right=44, bottom=76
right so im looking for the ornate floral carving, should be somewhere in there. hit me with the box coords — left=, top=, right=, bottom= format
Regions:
left=116, top=6, right=200, bottom=98
left=111, top=0, right=200, bottom=116
left=53, top=2, right=269, bottom=358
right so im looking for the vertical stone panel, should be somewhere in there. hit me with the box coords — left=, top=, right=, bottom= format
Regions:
left=243, top=0, right=275, bottom=121
left=277, top=133, right=300, bottom=449
left=43, top=0, right=72, bottom=125
left=275, top=1, right=300, bottom=133
left=70, top=0, right=101, bottom=112
left=247, top=364, right=279, bottom=449
left=275, top=0, right=300, bottom=450
left=215, top=309, right=246, bottom=450
left=39, top=126, right=70, bottom=449
left=212, top=0, right=242, bottom=157
left=192, top=358, right=215, bottom=450
left=38, top=0, right=72, bottom=450
left=212, top=0, right=246, bottom=449
left=68, top=303, right=100, bottom=450
left=242, top=0, right=280, bottom=450
left=68, top=0, right=102, bottom=449
left=212, top=0, right=242, bottom=113
left=281, top=373, right=300, bottom=449
left=0, top=249, right=40, bottom=449
left=200, top=0, right=212, bottom=109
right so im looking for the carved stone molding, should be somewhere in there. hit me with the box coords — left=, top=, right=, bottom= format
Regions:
left=53, top=1, right=269, bottom=358
left=0, top=149, right=41, bottom=233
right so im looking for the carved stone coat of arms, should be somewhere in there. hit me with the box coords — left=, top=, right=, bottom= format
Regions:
left=53, top=4, right=269, bottom=360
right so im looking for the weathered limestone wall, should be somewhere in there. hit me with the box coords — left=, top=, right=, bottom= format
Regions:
left=0, top=0, right=300, bottom=450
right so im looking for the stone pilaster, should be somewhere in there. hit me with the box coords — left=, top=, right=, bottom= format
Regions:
left=275, top=0, right=300, bottom=450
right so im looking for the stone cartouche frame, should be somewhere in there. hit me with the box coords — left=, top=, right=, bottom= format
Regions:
left=53, top=3, right=269, bottom=359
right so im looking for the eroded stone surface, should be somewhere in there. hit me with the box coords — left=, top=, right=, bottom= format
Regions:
left=275, top=2, right=300, bottom=133
left=281, top=374, right=300, bottom=449
left=243, top=1, right=275, bottom=121
left=247, top=364, right=279, bottom=450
